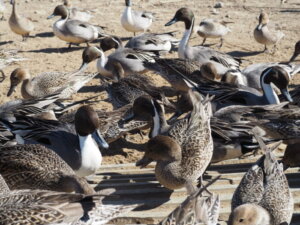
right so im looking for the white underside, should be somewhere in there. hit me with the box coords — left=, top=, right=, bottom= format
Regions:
left=75, top=134, right=102, bottom=177
left=121, top=6, right=152, bottom=32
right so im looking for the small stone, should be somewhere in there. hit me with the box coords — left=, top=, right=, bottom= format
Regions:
left=214, top=2, right=224, bottom=8
left=211, top=8, right=219, bottom=15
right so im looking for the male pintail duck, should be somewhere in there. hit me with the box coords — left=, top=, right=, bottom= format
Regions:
left=0, top=144, right=95, bottom=194
left=9, top=0, right=34, bottom=41
left=47, top=5, right=105, bottom=48
left=121, top=0, right=154, bottom=36
left=0, top=174, right=137, bottom=225
left=136, top=91, right=213, bottom=192
left=229, top=134, right=293, bottom=225
left=195, top=18, right=231, bottom=48
left=7, top=46, right=101, bottom=99
left=125, top=32, right=179, bottom=54
left=97, top=37, right=155, bottom=78
left=289, top=40, right=300, bottom=62
left=165, top=8, right=242, bottom=76
left=159, top=177, right=220, bottom=225
left=253, top=11, right=284, bottom=53
left=0, top=105, right=109, bottom=177
left=63, top=0, right=93, bottom=22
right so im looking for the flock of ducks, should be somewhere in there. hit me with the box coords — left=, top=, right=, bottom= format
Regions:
left=0, top=0, right=300, bottom=224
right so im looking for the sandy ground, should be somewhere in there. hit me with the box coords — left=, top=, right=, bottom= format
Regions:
left=0, top=0, right=299, bottom=164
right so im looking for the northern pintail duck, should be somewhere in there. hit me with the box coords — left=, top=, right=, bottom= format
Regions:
left=0, top=144, right=95, bottom=194
left=165, top=8, right=242, bottom=76
left=282, top=143, right=300, bottom=169
left=47, top=5, right=104, bottom=48
left=125, top=32, right=179, bottom=54
left=63, top=0, right=93, bottom=22
left=253, top=11, right=284, bottom=53
left=121, top=0, right=154, bottom=35
left=97, top=37, right=155, bottom=77
left=289, top=40, right=300, bottom=62
left=7, top=46, right=101, bottom=99
left=136, top=92, right=213, bottom=192
left=9, top=0, right=34, bottom=41
left=195, top=18, right=231, bottom=48
left=0, top=105, right=109, bottom=177
left=229, top=135, right=293, bottom=225
left=160, top=177, right=220, bottom=225
left=0, top=174, right=137, bottom=225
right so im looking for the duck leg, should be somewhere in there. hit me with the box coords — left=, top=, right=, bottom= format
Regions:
left=218, top=38, right=224, bottom=48
left=68, top=43, right=72, bottom=49
left=0, top=70, right=5, bottom=83
left=201, top=38, right=206, bottom=46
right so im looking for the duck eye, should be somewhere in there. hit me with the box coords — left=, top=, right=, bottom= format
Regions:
left=239, top=219, right=244, bottom=222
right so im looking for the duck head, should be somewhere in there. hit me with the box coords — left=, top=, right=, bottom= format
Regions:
left=63, top=0, right=71, bottom=7
left=100, top=36, right=123, bottom=52
left=10, top=0, right=15, bottom=5
left=257, top=11, right=269, bottom=30
left=136, top=135, right=181, bottom=168
left=289, top=40, right=300, bottom=62
left=80, top=46, right=102, bottom=71
left=7, top=68, right=30, bottom=97
left=261, top=66, right=292, bottom=104
left=47, top=5, right=68, bottom=20
left=75, top=105, right=109, bottom=149
left=165, top=8, right=195, bottom=30
left=228, top=204, right=271, bottom=225
left=125, top=0, right=132, bottom=7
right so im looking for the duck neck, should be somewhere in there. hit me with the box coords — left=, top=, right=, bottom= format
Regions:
left=11, top=1, right=17, bottom=17
left=77, top=134, right=102, bottom=177
left=21, top=79, right=34, bottom=99
left=261, top=69, right=280, bottom=104
left=97, top=51, right=110, bottom=75
left=150, top=104, right=169, bottom=138
left=179, top=17, right=194, bottom=59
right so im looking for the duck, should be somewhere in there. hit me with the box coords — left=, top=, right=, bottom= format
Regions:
left=6, top=46, right=101, bottom=99
left=0, top=144, right=95, bottom=194
left=47, top=5, right=104, bottom=48
left=97, top=37, right=155, bottom=78
left=160, top=177, right=220, bottom=225
left=9, top=0, right=34, bottom=41
left=125, top=32, right=179, bottom=54
left=121, top=0, right=154, bottom=36
left=229, top=134, right=293, bottom=225
left=136, top=91, right=214, bottom=192
left=195, top=18, right=231, bottom=48
left=0, top=174, right=137, bottom=225
left=0, top=105, right=109, bottom=177
left=289, top=40, right=300, bottom=62
left=253, top=11, right=284, bottom=53
left=165, top=8, right=242, bottom=76
left=63, top=0, right=93, bottom=22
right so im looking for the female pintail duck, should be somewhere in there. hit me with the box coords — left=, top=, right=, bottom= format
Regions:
left=165, top=8, right=242, bottom=76
left=104, top=61, right=173, bottom=109
left=289, top=40, right=300, bottom=62
left=0, top=174, right=137, bottom=225
left=160, top=177, right=220, bottom=225
left=253, top=11, right=284, bottom=53
left=121, top=0, right=154, bottom=36
left=47, top=5, right=104, bottom=48
left=63, top=0, right=93, bottom=22
left=9, top=0, right=34, bottom=41
left=125, top=32, right=179, bottom=54
left=0, top=144, right=95, bottom=194
left=7, top=46, right=101, bottom=99
left=229, top=135, right=293, bottom=225
left=195, top=18, right=231, bottom=48
left=0, top=105, right=109, bottom=177
left=136, top=91, right=214, bottom=192
left=97, top=36, right=155, bottom=78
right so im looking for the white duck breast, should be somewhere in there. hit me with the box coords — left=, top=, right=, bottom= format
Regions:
left=196, top=18, right=230, bottom=38
left=121, top=0, right=153, bottom=34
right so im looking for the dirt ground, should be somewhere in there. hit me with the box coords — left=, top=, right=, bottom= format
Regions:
left=0, top=0, right=299, bottom=164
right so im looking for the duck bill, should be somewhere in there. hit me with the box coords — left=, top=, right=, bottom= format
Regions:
left=78, top=62, right=88, bottom=71
left=136, top=156, right=153, bottom=168
left=281, top=88, right=293, bottom=102
left=47, top=14, right=55, bottom=20
left=165, top=17, right=178, bottom=26
left=289, top=52, right=299, bottom=62
left=7, top=84, right=17, bottom=97
left=93, top=130, right=109, bottom=149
